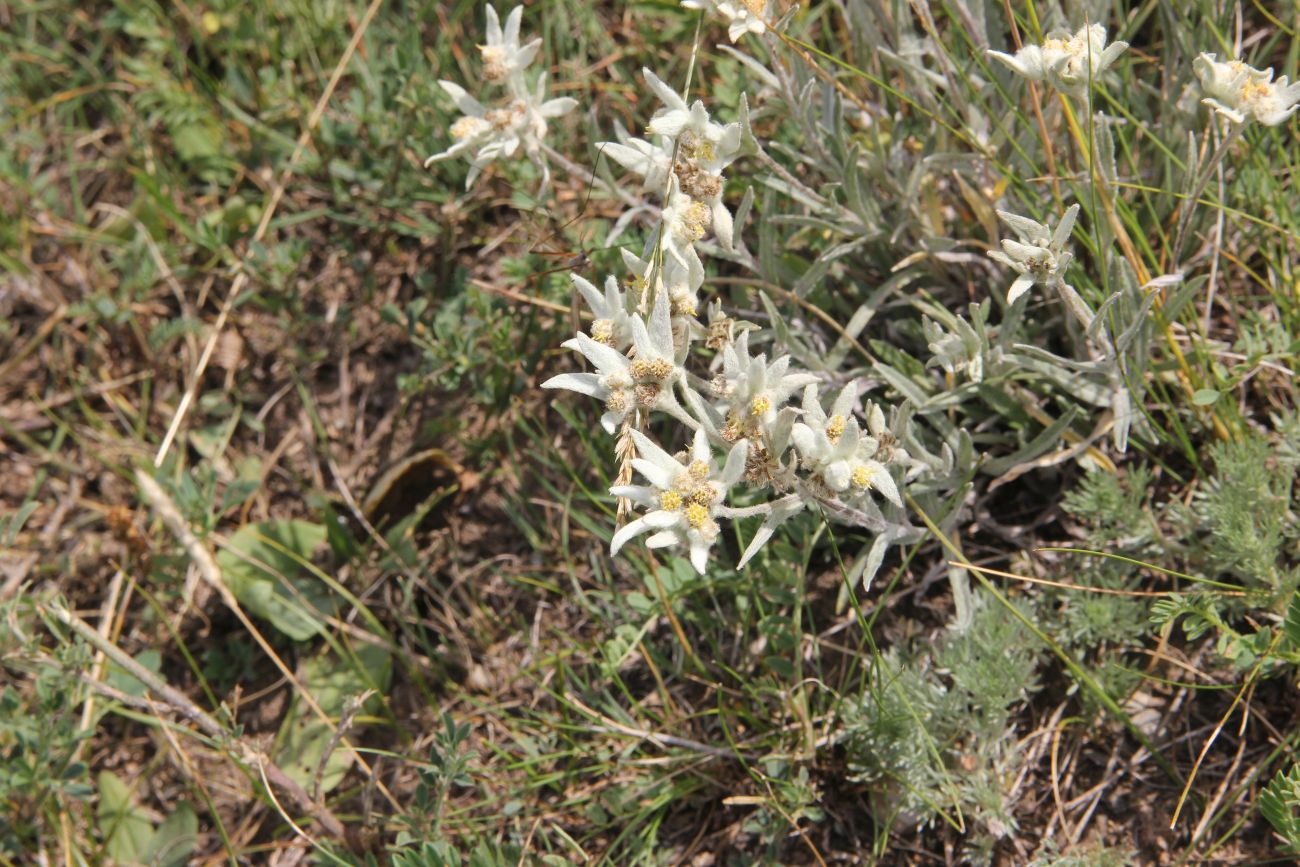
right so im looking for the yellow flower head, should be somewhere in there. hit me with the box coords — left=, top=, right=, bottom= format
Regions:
left=826, top=415, right=846, bottom=444
left=684, top=502, right=710, bottom=529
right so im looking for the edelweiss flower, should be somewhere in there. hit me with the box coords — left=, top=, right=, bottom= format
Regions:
left=988, top=24, right=1127, bottom=96
left=620, top=245, right=704, bottom=319
left=648, top=70, right=742, bottom=248
left=987, top=204, right=1079, bottom=304
left=543, top=289, right=681, bottom=433
left=1194, top=53, right=1300, bottom=126
left=602, top=136, right=675, bottom=192
left=603, top=70, right=742, bottom=249
left=424, top=84, right=511, bottom=178
left=572, top=273, right=633, bottom=350
left=425, top=7, right=576, bottom=191
left=718, top=332, right=818, bottom=441
left=610, top=427, right=747, bottom=573
left=790, top=385, right=902, bottom=507
left=661, top=178, right=715, bottom=267
left=642, top=70, right=739, bottom=158
left=682, top=0, right=773, bottom=42
left=479, top=4, right=542, bottom=90
left=922, top=313, right=985, bottom=382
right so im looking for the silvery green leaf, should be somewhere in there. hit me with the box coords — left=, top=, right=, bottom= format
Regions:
left=1112, top=385, right=1133, bottom=452
left=1011, top=355, right=1112, bottom=405
left=843, top=143, right=878, bottom=225
left=717, top=48, right=779, bottom=91
left=997, top=210, right=1050, bottom=242
left=682, top=385, right=725, bottom=443
left=938, top=442, right=956, bottom=475
left=1114, top=286, right=1161, bottom=355
left=1182, top=129, right=1198, bottom=199
left=823, top=80, right=844, bottom=146
left=794, top=238, right=867, bottom=297
left=768, top=406, right=800, bottom=457
left=771, top=3, right=798, bottom=30
left=738, top=496, right=806, bottom=569
left=758, top=186, right=778, bottom=278
left=1054, top=279, right=1095, bottom=330
left=736, top=91, right=762, bottom=157
left=879, top=45, right=948, bottom=91
left=798, top=77, right=821, bottom=143
left=1094, top=112, right=1119, bottom=183
left=915, top=298, right=956, bottom=327
left=893, top=405, right=941, bottom=468
left=1051, top=204, right=1081, bottom=248
left=900, top=159, right=929, bottom=238
left=758, top=291, right=803, bottom=363
left=856, top=533, right=892, bottom=593
left=1142, top=273, right=1185, bottom=292
left=873, top=362, right=932, bottom=407
left=981, top=405, right=1081, bottom=476
left=918, top=384, right=982, bottom=412
left=1162, top=274, right=1208, bottom=322
left=1087, top=289, right=1125, bottom=341
left=759, top=174, right=834, bottom=212
left=948, top=564, right=975, bottom=631
left=1011, top=343, right=1107, bottom=374
left=955, top=428, right=975, bottom=472
left=771, top=213, right=865, bottom=235
left=826, top=293, right=889, bottom=370
left=733, top=185, right=755, bottom=244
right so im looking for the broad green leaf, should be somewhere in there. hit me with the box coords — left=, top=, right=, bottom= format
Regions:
left=1283, top=593, right=1300, bottom=651
left=104, top=649, right=161, bottom=700
left=216, top=520, right=332, bottom=641
left=97, top=771, right=154, bottom=865
left=764, top=655, right=795, bottom=677
left=141, top=802, right=197, bottom=867
left=274, top=642, right=391, bottom=794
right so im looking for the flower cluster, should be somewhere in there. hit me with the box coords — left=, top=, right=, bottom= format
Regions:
left=425, top=5, right=576, bottom=191
left=988, top=24, right=1127, bottom=96
left=1194, top=53, right=1300, bottom=127
left=681, top=0, right=772, bottom=43
left=987, top=204, right=1079, bottom=305
left=543, top=280, right=685, bottom=435
left=791, top=385, right=901, bottom=509
left=540, top=71, right=919, bottom=574
left=610, top=428, right=747, bottom=573
left=601, top=69, right=745, bottom=318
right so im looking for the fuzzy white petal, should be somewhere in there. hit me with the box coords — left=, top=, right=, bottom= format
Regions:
left=503, top=5, right=521, bottom=45
left=867, top=463, right=902, bottom=508
left=541, top=372, right=604, bottom=397
left=643, top=68, right=688, bottom=114
left=720, top=440, right=748, bottom=487
left=438, top=80, right=485, bottom=116
left=628, top=459, right=674, bottom=493
left=711, top=199, right=734, bottom=250
left=646, top=529, right=684, bottom=549
left=689, top=538, right=710, bottom=573
left=1007, top=273, right=1036, bottom=304
left=1051, top=204, right=1080, bottom=249
left=611, top=516, right=653, bottom=555
left=629, top=429, right=682, bottom=475
left=540, top=96, right=578, bottom=118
